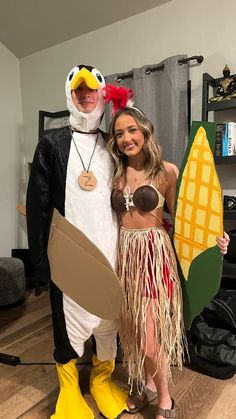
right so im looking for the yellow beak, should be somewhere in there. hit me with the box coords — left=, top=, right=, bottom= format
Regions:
left=70, top=68, right=99, bottom=90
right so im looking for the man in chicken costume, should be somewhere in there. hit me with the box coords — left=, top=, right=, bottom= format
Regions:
left=26, top=65, right=129, bottom=419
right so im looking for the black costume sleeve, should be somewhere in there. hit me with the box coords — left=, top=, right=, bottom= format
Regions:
left=26, top=135, right=55, bottom=285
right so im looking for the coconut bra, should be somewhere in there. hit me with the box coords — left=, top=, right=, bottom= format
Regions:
left=111, top=184, right=165, bottom=213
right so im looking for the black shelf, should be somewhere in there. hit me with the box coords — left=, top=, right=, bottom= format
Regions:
left=223, top=259, right=236, bottom=277
left=206, top=98, right=236, bottom=112
left=214, top=155, right=236, bottom=165
left=202, top=71, right=236, bottom=249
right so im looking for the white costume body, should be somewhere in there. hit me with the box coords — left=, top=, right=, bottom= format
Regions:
left=64, top=131, right=119, bottom=360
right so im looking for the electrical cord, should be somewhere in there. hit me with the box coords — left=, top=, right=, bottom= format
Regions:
left=0, top=352, right=123, bottom=367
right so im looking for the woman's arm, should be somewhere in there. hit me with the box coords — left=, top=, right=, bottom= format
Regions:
left=163, top=162, right=179, bottom=223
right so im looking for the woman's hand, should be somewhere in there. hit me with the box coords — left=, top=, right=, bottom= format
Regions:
left=216, top=232, right=230, bottom=255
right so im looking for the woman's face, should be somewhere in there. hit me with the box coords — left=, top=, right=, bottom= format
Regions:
left=114, top=114, right=145, bottom=158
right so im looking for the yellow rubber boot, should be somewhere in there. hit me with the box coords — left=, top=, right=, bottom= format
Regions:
left=90, top=355, right=128, bottom=419
left=51, top=359, right=94, bottom=419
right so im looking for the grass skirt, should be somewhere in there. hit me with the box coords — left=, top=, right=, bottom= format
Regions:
left=118, top=226, right=185, bottom=392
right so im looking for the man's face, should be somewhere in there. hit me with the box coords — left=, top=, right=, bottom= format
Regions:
left=71, top=82, right=98, bottom=113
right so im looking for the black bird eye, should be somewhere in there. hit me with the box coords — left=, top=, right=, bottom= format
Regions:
left=69, top=71, right=74, bottom=81
left=96, top=72, right=103, bottom=83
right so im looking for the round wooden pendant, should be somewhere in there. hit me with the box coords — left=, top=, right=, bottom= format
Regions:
left=78, top=171, right=97, bottom=191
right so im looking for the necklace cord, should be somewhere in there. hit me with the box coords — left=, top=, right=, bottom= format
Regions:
left=71, top=129, right=98, bottom=172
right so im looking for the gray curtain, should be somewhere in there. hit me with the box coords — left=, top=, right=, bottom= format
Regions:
left=105, top=55, right=189, bottom=168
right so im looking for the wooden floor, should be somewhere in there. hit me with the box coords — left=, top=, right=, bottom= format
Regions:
left=0, top=291, right=236, bottom=419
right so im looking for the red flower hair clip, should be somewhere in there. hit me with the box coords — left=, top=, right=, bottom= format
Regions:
left=103, top=84, right=135, bottom=115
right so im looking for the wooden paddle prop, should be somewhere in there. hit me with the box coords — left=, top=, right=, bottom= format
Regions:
left=47, top=209, right=123, bottom=320
left=16, top=203, right=26, bottom=216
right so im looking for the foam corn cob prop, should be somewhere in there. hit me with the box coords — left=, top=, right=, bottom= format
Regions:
left=173, top=121, right=223, bottom=329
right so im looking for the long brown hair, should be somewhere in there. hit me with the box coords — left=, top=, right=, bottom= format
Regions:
left=107, top=107, right=165, bottom=188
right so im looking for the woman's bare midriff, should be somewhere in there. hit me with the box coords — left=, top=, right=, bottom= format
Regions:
left=120, top=207, right=164, bottom=229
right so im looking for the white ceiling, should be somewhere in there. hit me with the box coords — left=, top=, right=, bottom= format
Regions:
left=0, top=0, right=171, bottom=58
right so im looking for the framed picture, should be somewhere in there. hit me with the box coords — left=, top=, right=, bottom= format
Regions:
left=38, top=110, right=69, bottom=140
